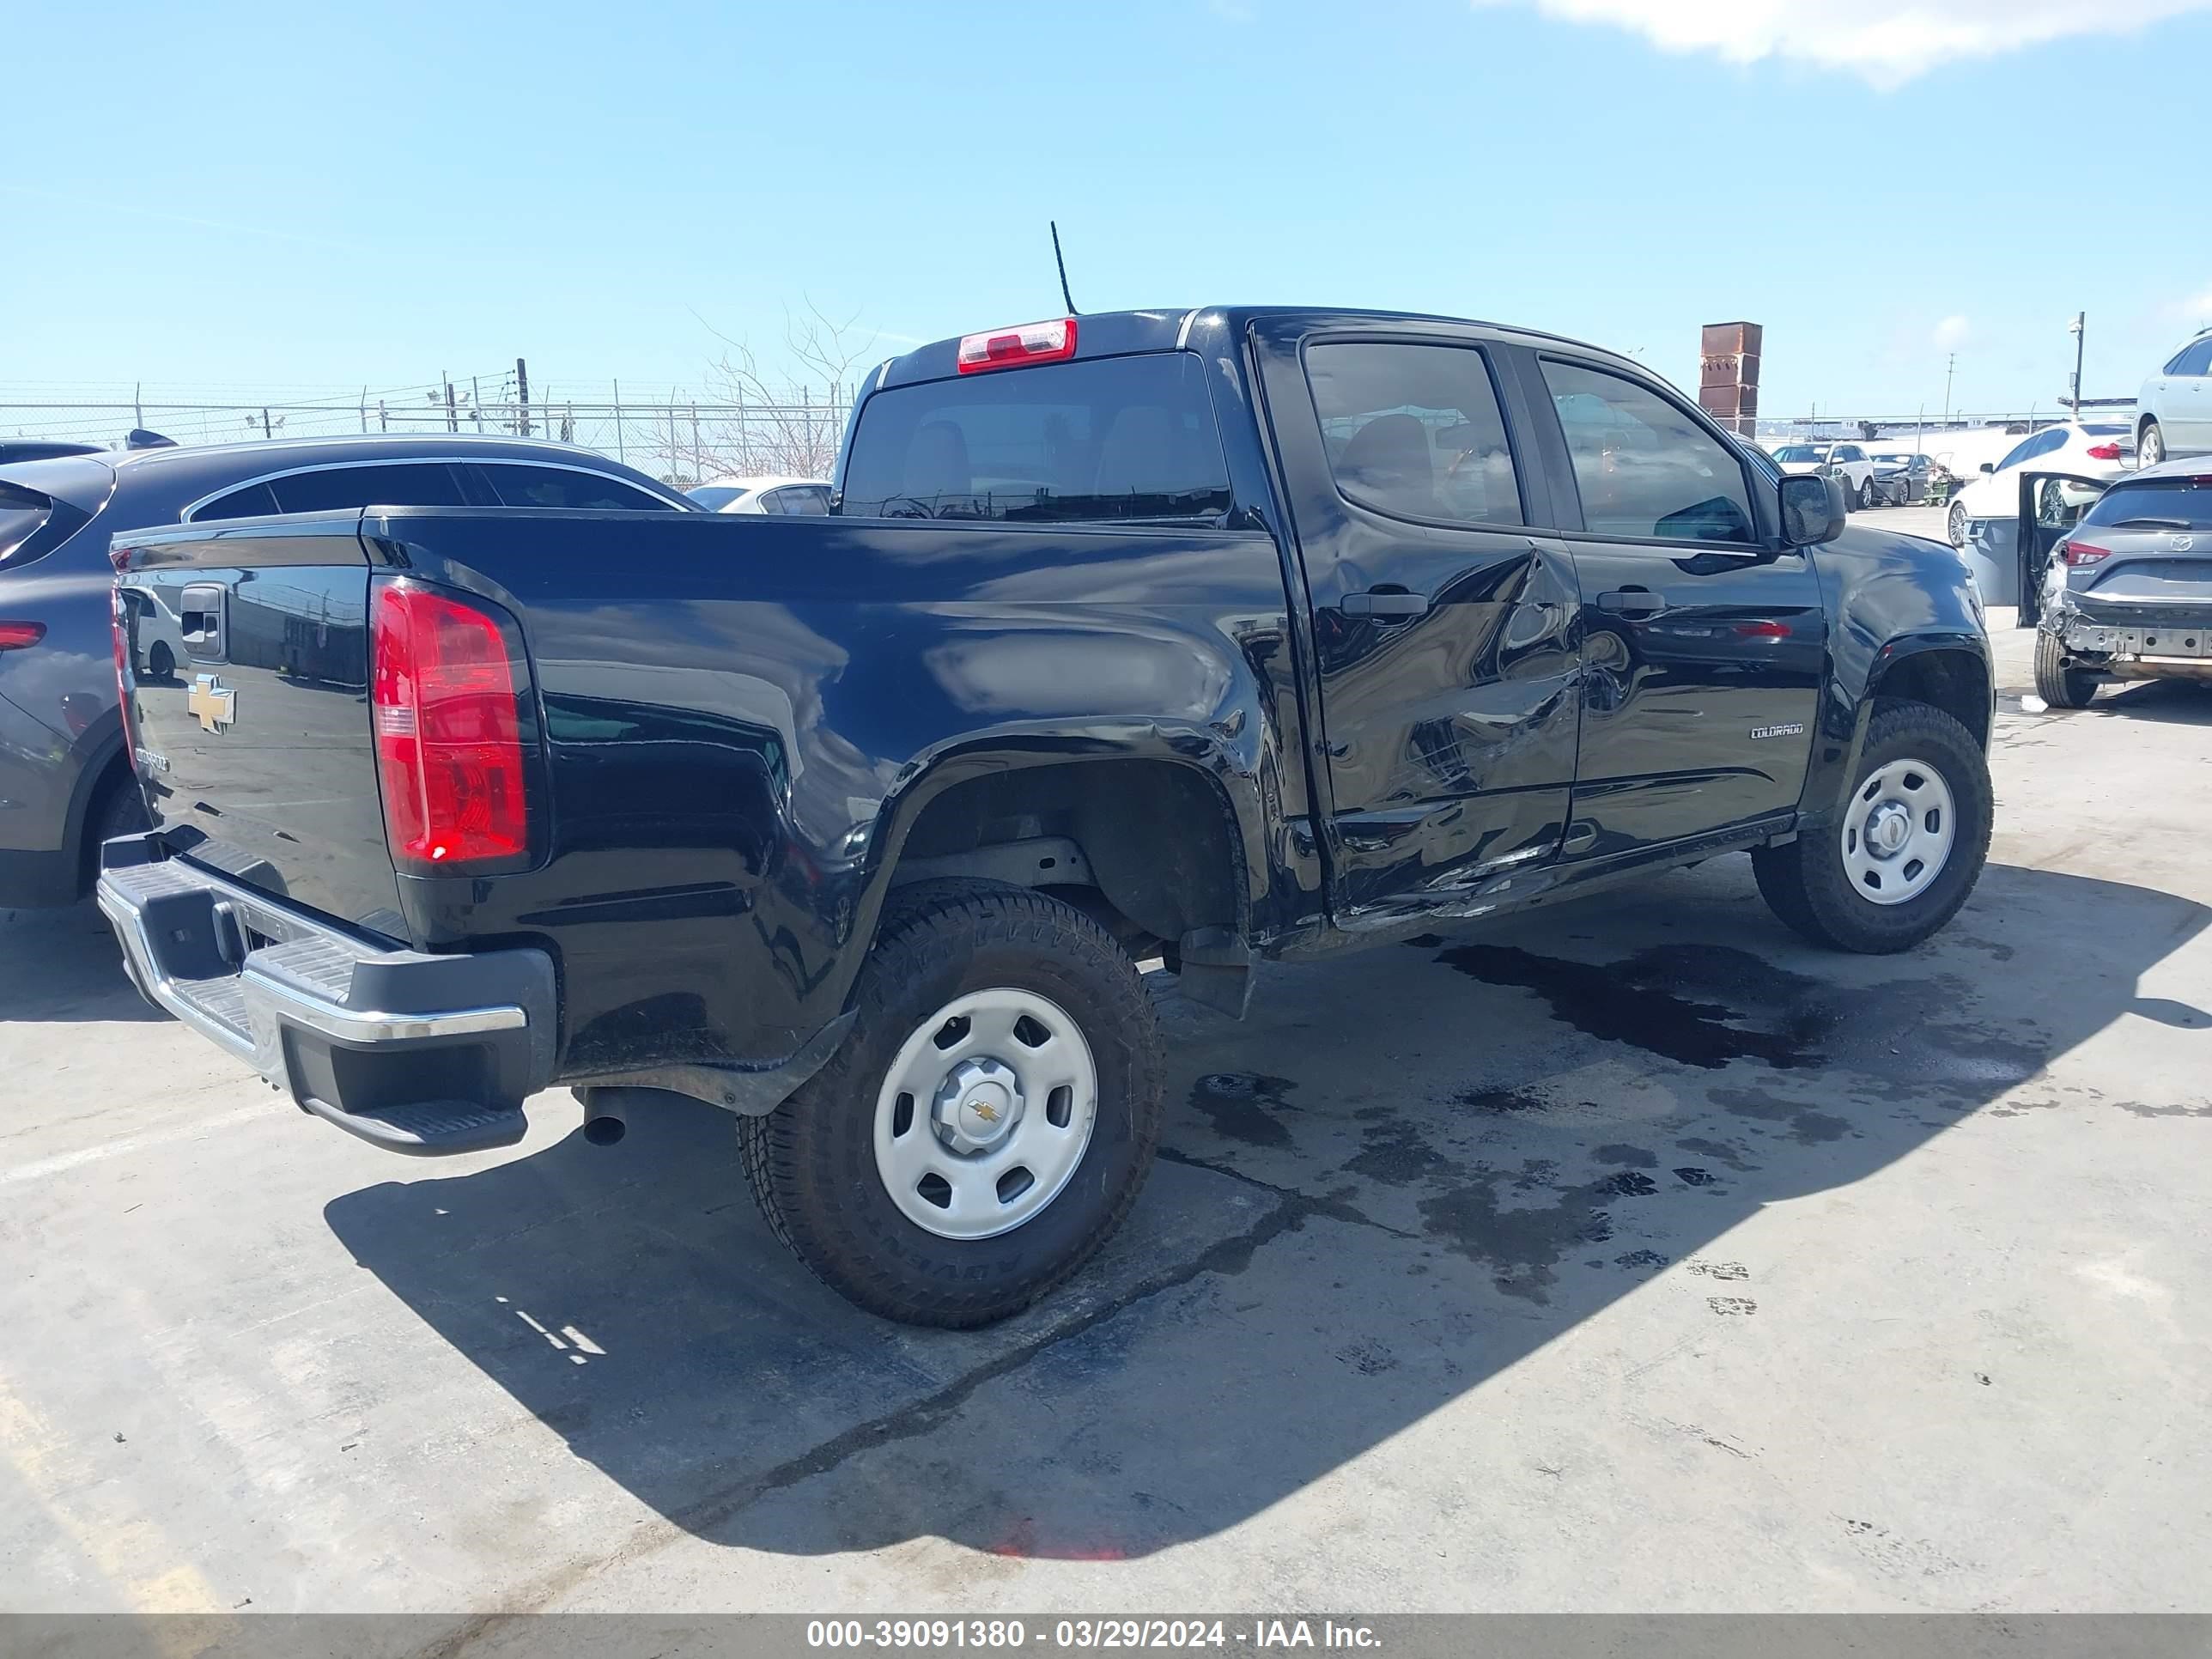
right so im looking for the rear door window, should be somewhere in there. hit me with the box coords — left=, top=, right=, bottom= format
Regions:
left=192, top=481, right=281, bottom=520
left=1540, top=359, right=1757, bottom=544
left=273, top=462, right=469, bottom=513
left=768, top=484, right=831, bottom=515
left=484, top=465, right=675, bottom=510
left=839, top=353, right=1231, bottom=522
left=0, top=483, right=53, bottom=565
left=1304, top=342, right=1524, bottom=526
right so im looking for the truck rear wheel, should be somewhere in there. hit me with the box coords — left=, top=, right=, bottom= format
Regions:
left=1752, top=702, right=1990, bottom=954
left=738, top=880, right=1165, bottom=1328
left=2033, top=629, right=2098, bottom=708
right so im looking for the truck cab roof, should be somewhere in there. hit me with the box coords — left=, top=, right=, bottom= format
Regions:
left=872, top=306, right=1644, bottom=391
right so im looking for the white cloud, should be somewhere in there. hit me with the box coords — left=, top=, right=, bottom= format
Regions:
left=1469, top=0, right=2212, bottom=86
left=1933, top=314, right=1972, bottom=349
left=2168, top=286, right=2212, bottom=325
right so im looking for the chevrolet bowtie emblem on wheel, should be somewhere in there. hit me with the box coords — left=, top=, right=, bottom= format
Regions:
left=968, top=1099, right=1000, bottom=1123
left=186, top=673, right=236, bottom=734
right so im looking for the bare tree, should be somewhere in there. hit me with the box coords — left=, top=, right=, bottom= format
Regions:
left=676, top=299, right=879, bottom=485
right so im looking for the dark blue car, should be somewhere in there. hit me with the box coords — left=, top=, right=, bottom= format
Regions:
left=0, top=434, right=693, bottom=907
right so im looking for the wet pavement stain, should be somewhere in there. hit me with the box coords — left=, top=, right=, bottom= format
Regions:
left=1614, top=1249, right=1670, bottom=1270
left=1595, top=1144, right=1657, bottom=1168
left=1676, top=1135, right=1761, bottom=1172
left=1456, top=1086, right=1552, bottom=1115
left=1710, top=1085, right=1853, bottom=1145
left=1417, top=1172, right=1617, bottom=1304
left=1344, top=1116, right=1444, bottom=1186
left=1673, top=1166, right=1718, bottom=1186
left=1598, top=1170, right=1659, bottom=1197
left=1186, top=1073, right=1298, bottom=1149
left=1437, top=942, right=1834, bottom=1069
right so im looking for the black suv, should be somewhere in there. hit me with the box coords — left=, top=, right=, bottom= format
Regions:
left=0, top=434, right=692, bottom=908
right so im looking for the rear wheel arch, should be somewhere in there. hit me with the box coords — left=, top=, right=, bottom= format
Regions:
left=66, top=725, right=138, bottom=891
left=873, top=754, right=1251, bottom=957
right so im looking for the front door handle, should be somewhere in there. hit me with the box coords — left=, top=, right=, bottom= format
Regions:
left=1595, top=589, right=1666, bottom=617
left=1341, top=590, right=1431, bottom=620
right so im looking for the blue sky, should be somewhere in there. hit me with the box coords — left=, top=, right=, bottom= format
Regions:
left=5, top=0, right=2209, bottom=422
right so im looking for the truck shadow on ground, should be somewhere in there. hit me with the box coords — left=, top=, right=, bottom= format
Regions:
left=0, top=901, right=162, bottom=1023
left=325, top=859, right=2208, bottom=1565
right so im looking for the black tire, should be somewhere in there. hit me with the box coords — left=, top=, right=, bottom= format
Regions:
left=2140, top=420, right=2165, bottom=468
left=1752, top=702, right=1991, bottom=954
left=738, top=880, right=1165, bottom=1328
left=1849, top=479, right=1866, bottom=512
left=1948, top=500, right=1969, bottom=548
left=2033, top=629, right=2097, bottom=708
left=147, top=641, right=173, bottom=680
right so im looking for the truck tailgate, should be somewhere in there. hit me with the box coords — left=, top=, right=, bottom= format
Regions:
left=115, top=515, right=400, bottom=932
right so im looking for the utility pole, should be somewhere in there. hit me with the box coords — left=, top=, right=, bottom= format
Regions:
left=613, top=380, right=625, bottom=463
left=1943, top=354, right=1956, bottom=425
left=2068, top=312, right=2087, bottom=414
left=471, top=376, right=483, bottom=432
left=359, top=386, right=368, bottom=434
left=444, top=375, right=458, bottom=434
left=135, top=382, right=143, bottom=430
left=515, top=358, right=532, bottom=437
left=378, top=398, right=387, bottom=433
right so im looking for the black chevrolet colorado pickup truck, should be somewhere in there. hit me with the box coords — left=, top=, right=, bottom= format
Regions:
left=100, top=307, right=1993, bottom=1326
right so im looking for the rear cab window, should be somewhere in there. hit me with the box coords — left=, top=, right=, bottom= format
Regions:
left=839, top=354, right=1232, bottom=523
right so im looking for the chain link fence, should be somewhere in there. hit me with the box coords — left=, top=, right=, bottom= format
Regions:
left=1, top=379, right=856, bottom=487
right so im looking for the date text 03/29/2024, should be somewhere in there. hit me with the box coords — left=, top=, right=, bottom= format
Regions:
left=805, top=1620, right=1382, bottom=1650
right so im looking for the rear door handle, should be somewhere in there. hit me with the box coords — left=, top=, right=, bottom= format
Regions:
left=1341, top=590, right=1431, bottom=620
left=1595, top=589, right=1666, bottom=617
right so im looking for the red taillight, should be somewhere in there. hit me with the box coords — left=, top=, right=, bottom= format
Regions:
left=370, top=579, right=529, bottom=871
left=0, top=620, right=46, bottom=650
left=956, top=317, right=1077, bottom=374
left=2063, top=542, right=2112, bottom=566
left=2085, top=441, right=2124, bottom=461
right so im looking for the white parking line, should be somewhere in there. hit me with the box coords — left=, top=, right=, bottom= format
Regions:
left=0, top=1099, right=282, bottom=1188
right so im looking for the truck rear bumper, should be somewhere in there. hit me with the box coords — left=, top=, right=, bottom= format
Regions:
left=97, top=834, right=556, bottom=1154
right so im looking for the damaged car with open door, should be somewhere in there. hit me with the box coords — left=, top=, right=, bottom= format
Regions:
left=2023, top=459, right=2212, bottom=708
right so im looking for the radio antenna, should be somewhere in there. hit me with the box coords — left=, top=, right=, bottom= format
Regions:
left=1050, top=221, right=1079, bottom=315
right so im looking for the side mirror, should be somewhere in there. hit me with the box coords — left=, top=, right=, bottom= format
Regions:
left=1779, top=473, right=1847, bottom=546
left=1978, top=462, right=1995, bottom=474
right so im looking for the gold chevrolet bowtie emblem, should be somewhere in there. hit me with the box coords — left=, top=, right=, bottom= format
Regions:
left=968, top=1099, right=1000, bottom=1124
left=187, top=673, right=236, bottom=734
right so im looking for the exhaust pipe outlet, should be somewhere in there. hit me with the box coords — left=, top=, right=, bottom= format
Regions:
left=578, top=1088, right=629, bottom=1147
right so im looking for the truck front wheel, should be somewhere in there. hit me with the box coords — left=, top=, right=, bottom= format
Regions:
left=738, top=880, right=1165, bottom=1328
left=1752, top=702, right=1991, bottom=954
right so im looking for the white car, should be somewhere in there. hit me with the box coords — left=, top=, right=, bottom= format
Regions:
left=1946, top=422, right=2132, bottom=546
left=2136, top=329, right=2212, bottom=465
left=1768, top=441, right=1879, bottom=509
left=686, top=476, right=833, bottom=514
left=1947, top=422, right=2134, bottom=604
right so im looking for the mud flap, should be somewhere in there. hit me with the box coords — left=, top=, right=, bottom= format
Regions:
left=1175, top=927, right=1256, bottom=1019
